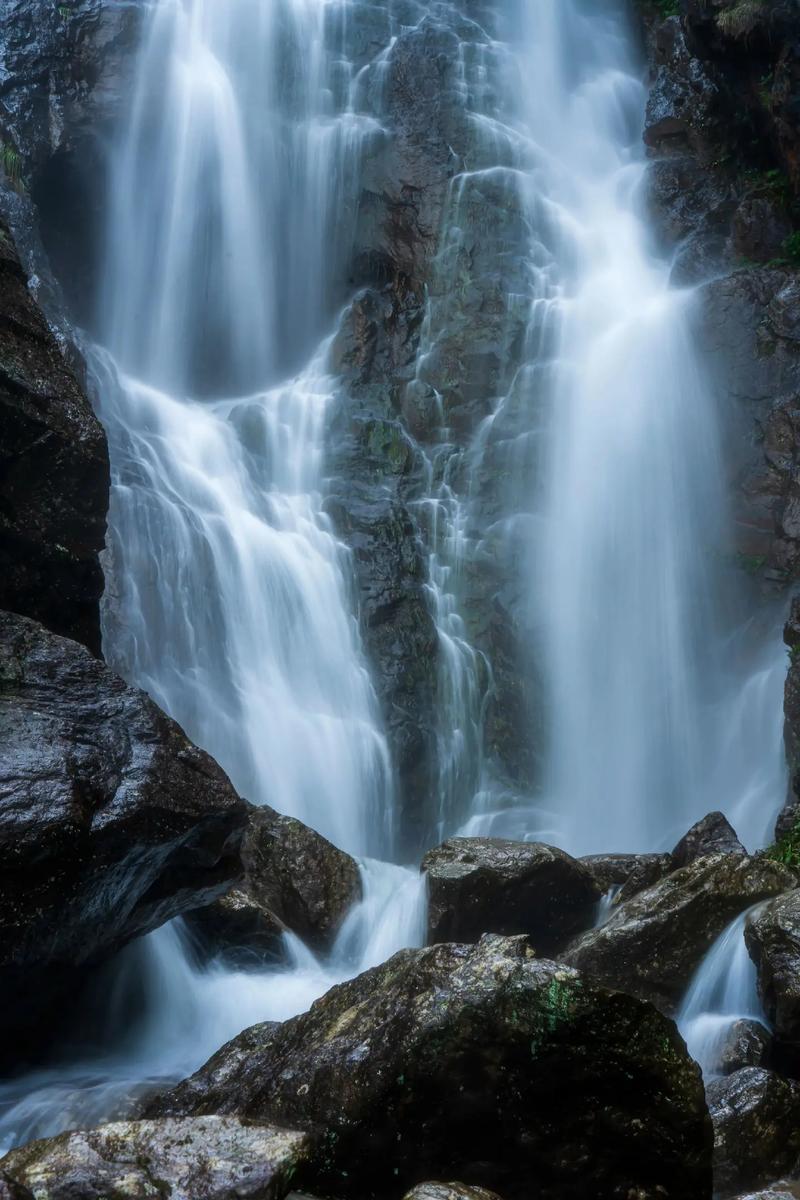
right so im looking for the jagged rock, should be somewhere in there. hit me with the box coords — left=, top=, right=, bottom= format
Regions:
left=733, top=1183, right=800, bottom=1200
left=671, top=811, right=746, bottom=869
left=708, top=1067, right=800, bottom=1198
left=562, top=853, right=796, bottom=1014
left=148, top=934, right=712, bottom=1200
left=0, top=1173, right=32, bottom=1200
left=0, top=1117, right=310, bottom=1200
left=745, top=889, right=800, bottom=1070
left=0, top=610, right=248, bottom=1065
left=423, top=838, right=600, bottom=953
left=714, top=1019, right=773, bottom=1075
left=403, top=1186, right=502, bottom=1200
left=0, top=218, right=107, bottom=651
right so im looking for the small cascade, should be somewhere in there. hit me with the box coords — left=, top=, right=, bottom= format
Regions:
left=678, top=911, right=766, bottom=1077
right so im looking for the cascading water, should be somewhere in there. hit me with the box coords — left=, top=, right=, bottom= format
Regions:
left=0, top=0, right=790, bottom=1152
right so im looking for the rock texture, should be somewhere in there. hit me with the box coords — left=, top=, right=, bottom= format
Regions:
left=670, top=811, right=746, bottom=869
left=745, top=889, right=800, bottom=1071
left=781, top=597, right=800, bottom=834
left=0, top=216, right=107, bottom=651
left=423, top=837, right=600, bottom=953
left=714, top=1018, right=773, bottom=1076
left=403, top=1187, right=501, bottom=1200
left=562, top=853, right=796, bottom=1013
left=0, top=610, right=248, bottom=1063
left=708, top=1067, right=800, bottom=1198
left=0, top=1117, right=309, bottom=1200
left=149, top=933, right=712, bottom=1200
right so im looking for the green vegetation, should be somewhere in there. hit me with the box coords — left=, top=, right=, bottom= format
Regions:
left=735, top=552, right=766, bottom=576
left=767, top=819, right=800, bottom=868
left=782, top=231, right=800, bottom=264
left=716, top=0, right=767, bottom=38
left=0, top=141, right=21, bottom=188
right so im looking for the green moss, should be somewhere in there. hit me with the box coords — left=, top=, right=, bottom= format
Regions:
left=735, top=552, right=766, bottom=576
left=0, top=141, right=22, bottom=188
left=766, top=820, right=800, bottom=868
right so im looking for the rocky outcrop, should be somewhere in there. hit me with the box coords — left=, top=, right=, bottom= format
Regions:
left=781, top=597, right=800, bottom=834
left=562, top=853, right=796, bottom=1013
left=0, top=216, right=107, bottom=651
left=149, top=933, right=712, bottom=1200
left=670, top=811, right=746, bottom=868
left=0, top=1117, right=310, bottom=1200
left=715, top=1018, right=773, bottom=1075
left=580, top=851, right=671, bottom=893
left=0, top=610, right=248, bottom=1064
left=708, top=1067, right=800, bottom=1197
left=745, top=888, right=800, bottom=1071
left=403, top=1186, right=502, bottom=1200
left=423, top=837, right=600, bottom=953
left=733, top=1184, right=800, bottom=1200
left=187, top=802, right=361, bottom=960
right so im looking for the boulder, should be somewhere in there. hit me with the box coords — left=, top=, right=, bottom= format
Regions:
left=670, top=812, right=746, bottom=870
left=0, top=218, right=108, bottom=651
left=0, top=610, right=248, bottom=1063
left=612, top=853, right=673, bottom=906
left=184, top=800, right=363, bottom=963
left=0, top=1117, right=309, bottom=1200
left=745, top=890, right=800, bottom=1070
left=708, top=1068, right=800, bottom=1197
left=714, top=1019, right=773, bottom=1076
left=562, top=854, right=796, bottom=1013
left=403, top=1187, right=501, bottom=1200
left=579, top=851, right=670, bottom=894
left=149, top=933, right=712, bottom=1200
left=183, top=888, right=287, bottom=968
left=733, top=1183, right=800, bottom=1200
left=423, top=838, right=601, bottom=953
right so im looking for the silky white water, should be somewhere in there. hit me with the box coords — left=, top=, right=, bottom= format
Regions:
left=0, top=0, right=789, bottom=1149
left=678, top=911, right=766, bottom=1077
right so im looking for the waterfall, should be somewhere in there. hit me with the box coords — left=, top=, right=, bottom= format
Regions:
left=0, top=0, right=789, bottom=1149
left=678, top=911, right=766, bottom=1077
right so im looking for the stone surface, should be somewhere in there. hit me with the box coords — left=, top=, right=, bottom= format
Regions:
left=579, top=851, right=670, bottom=893
left=423, top=837, right=600, bottom=953
left=0, top=610, right=248, bottom=1063
left=708, top=1067, right=800, bottom=1198
left=183, top=888, right=287, bottom=968
left=403, top=1186, right=502, bottom=1200
left=149, top=933, right=712, bottom=1200
left=733, top=1183, right=800, bottom=1200
left=0, top=1117, right=309, bottom=1200
left=745, top=889, right=800, bottom=1070
left=562, top=853, right=796, bottom=1013
left=714, top=1018, right=773, bottom=1076
left=0, top=217, right=107, bottom=651
left=670, top=811, right=746, bottom=870
left=781, top=598, right=800, bottom=834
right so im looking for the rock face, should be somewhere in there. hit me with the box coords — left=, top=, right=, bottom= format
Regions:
left=714, top=1019, right=773, bottom=1076
left=0, top=1117, right=309, bottom=1200
left=708, top=1067, right=800, bottom=1198
left=562, top=853, right=796, bottom=1013
left=423, top=838, right=600, bottom=953
left=579, top=851, right=670, bottom=894
left=745, top=889, right=800, bottom=1071
left=670, top=811, right=746, bottom=869
left=403, top=1186, right=501, bottom=1200
left=149, top=933, right=712, bottom=1200
left=0, top=610, right=248, bottom=1063
left=0, top=217, right=107, bottom=652
left=781, top=597, right=800, bottom=834
left=183, top=888, right=286, bottom=968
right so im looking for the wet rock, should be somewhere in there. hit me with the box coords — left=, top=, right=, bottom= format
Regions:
left=0, top=1173, right=32, bottom=1200
left=714, top=1018, right=773, bottom=1075
left=403, top=1186, right=502, bottom=1200
left=423, top=838, right=601, bottom=953
left=562, top=853, right=796, bottom=1014
left=579, top=851, right=670, bottom=893
left=708, top=1067, right=800, bottom=1197
left=0, top=217, right=108, bottom=651
left=183, top=888, right=287, bottom=968
left=781, top=598, right=800, bottom=834
left=745, top=889, right=800, bottom=1070
left=612, top=853, right=673, bottom=906
left=0, top=1117, right=310, bottom=1200
left=670, top=811, right=746, bottom=869
left=0, top=610, right=248, bottom=1064
left=733, top=1183, right=800, bottom=1200
left=149, top=933, right=712, bottom=1200
left=238, top=803, right=362, bottom=955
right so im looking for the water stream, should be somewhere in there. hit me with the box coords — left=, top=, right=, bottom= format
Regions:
left=0, top=0, right=788, bottom=1150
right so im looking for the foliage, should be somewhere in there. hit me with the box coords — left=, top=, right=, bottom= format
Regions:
left=782, top=231, right=800, bottom=264
left=0, top=142, right=22, bottom=188
left=716, top=0, right=767, bottom=38
left=767, top=820, right=800, bottom=868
